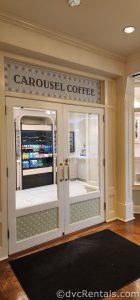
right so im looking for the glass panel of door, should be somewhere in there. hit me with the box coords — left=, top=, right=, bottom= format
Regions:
left=69, top=112, right=99, bottom=196
left=15, top=109, right=59, bottom=241
left=63, top=105, right=104, bottom=234
left=7, top=99, right=64, bottom=254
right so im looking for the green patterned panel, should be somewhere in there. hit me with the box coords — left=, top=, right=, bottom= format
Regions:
left=70, top=198, right=100, bottom=224
left=16, top=207, right=58, bottom=241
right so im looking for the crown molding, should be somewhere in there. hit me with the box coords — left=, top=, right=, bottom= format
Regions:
left=0, top=11, right=126, bottom=64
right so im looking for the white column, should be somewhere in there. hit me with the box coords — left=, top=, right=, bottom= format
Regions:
left=117, top=76, right=134, bottom=221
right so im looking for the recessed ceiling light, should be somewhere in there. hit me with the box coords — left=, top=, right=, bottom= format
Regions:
left=68, top=0, right=81, bottom=7
left=124, top=26, right=135, bottom=34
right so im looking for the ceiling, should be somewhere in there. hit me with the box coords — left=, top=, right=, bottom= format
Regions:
left=0, top=0, right=140, bottom=57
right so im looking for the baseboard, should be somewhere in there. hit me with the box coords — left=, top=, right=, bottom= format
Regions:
left=0, top=245, right=8, bottom=261
left=134, top=205, right=140, bottom=214
left=0, top=256, right=8, bottom=262
left=117, top=202, right=134, bottom=222
left=117, top=217, right=135, bottom=222
left=106, top=217, right=117, bottom=222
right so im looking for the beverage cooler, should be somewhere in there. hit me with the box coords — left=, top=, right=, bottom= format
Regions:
left=21, top=129, right=54, bottom=189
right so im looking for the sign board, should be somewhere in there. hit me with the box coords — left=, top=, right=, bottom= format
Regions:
left=4, top=60, right=102, bottom=103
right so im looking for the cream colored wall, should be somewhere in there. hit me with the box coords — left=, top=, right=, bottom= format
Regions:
left=0, top=58, right=119, bottom=259
left=105, top=79, right=117, bottom=221
left=116, top=77, right=126, bottom=215
left=0, top=224, right=2, bottom=246
left=0, top=19, right=125, bottom=78
left=116, top=77, right=134, bottom=221
left=0, top=17, right=131, bottom=260
left=127, top=53, right=140, bottom=76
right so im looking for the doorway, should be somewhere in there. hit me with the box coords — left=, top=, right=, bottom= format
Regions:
left=6, top=97, right=105, bottom=254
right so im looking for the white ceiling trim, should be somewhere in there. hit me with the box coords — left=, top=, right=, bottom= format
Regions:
left=0, top=11, right=126, bottom=63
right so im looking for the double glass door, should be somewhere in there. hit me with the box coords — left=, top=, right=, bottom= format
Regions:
left=6, top=97, right=104, bottom=254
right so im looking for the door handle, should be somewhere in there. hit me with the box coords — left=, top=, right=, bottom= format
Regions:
left=59, top=163, right=64, bottom=182
left=64, top=159, right=70, bottom=181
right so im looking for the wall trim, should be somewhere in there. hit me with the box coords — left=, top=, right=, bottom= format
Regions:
left=134, top=205, right=140, bottom=214
left=118, top=217, right=135, bottom=222
left=0, top=255, right=8, bottom=261
left=117, top=202, right=134, bottom=222
left=0, top=11, right=125, bottom=64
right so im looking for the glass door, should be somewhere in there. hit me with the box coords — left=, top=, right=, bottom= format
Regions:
left=6, top=98, right=64, bottom=254
left=7, top=98, right=105, bottom=255
left=63, top=105, right=104, bottom=234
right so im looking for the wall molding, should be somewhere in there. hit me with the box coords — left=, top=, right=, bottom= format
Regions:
left=117, top=202, right=134, bottom=222
left=0, top=255, right=8, bottom=261
left=126, top=51, right=140, bottom=76
left=0, top=11, right=125, bottom=64
left=134, top=205, right=140, bottom=214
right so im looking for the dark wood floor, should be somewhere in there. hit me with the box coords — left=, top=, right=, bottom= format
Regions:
left=0, top=215, right=140, bottom=300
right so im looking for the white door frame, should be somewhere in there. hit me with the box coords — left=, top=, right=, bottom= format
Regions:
left=63, top=105, right=105, bottom=234
left=6, top=97, right=64, bottom=254
left=6, top=97, right=105, bottom=254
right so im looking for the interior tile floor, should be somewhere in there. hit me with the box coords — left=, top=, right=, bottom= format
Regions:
left=16, top=180, right=93, bottom=209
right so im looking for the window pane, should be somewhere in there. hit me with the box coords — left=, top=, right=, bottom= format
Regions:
left=69, top=112, right=99, bottom=197
left=15, top=108, right=58, bottom=209
left=134, top=112, right=140, bottom=184
left=134, top=87, right=140, bottom=108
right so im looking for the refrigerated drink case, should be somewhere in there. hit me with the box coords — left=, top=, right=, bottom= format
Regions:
left=21, top=128, right=54, bottom=189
